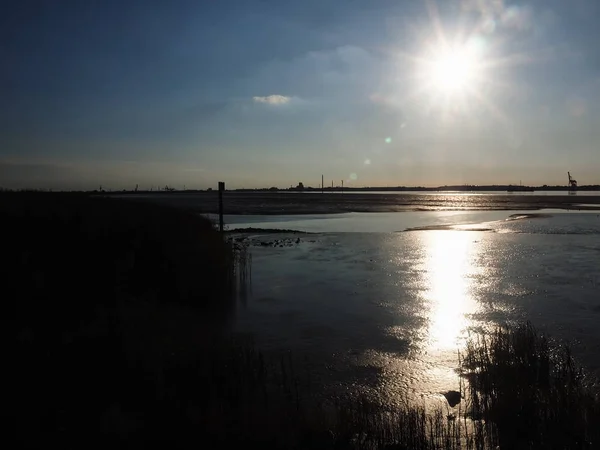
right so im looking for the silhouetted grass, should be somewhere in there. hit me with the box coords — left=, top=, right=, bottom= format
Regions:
left=78, top=323, right=598, bottom=450
left=195, top=323, right=600, bottom=450
left=461, top=322, right=600, bottom=449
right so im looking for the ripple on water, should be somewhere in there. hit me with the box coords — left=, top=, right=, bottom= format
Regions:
left=234, top=214, right=600, bottom=405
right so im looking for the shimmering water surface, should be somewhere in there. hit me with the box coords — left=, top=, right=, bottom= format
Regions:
left=228, top=210, right=600, bottom=408
left=116, top=191, right=600, bottom=215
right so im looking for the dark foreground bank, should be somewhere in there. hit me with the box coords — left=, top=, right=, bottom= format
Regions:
left=7, top=193, right=600, bottom=449
left=7, top=193, right=244, bottom=447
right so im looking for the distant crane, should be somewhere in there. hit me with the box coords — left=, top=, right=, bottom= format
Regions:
left=568, top=172, right=578, bottom=190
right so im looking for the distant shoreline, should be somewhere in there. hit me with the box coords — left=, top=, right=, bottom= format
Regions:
left=103, top=184, right=600, bottom=194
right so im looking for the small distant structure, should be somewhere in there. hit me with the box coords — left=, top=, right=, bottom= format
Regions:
left=218, top=181, right=225, bottom=232
left=507, top=181, right=534, bottom=192
left=292, top=182, right=305, bottom=191
left=568, top=172, right=578, bottom=191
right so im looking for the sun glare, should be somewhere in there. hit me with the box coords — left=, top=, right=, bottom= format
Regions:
left=407, top=38, right=491, bottom=116
left=424, top=231, right=479, bottom=350
left=389, top=1, right=536, bottom=120
left=429, top=48, right=476, bottom=93
left=421, top=43, right=482, bottom=97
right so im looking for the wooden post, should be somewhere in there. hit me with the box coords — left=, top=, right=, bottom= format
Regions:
left=321, top=175, right=324, bottom=194
left=218, top=181, right=225, bottom=232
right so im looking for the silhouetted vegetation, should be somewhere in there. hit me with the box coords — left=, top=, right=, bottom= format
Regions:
left=4, top=192, right=239, bottom=310
left=461, top=322, right=600, bottom=449
left=7, top=192, right=247, bottom=448
left=8, top=193, right=599, bottom=448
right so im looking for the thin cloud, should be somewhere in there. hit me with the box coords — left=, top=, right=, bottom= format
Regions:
left=253, top=94, right=291, bottom=105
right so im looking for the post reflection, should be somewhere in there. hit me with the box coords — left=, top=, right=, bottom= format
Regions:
left=424, top=231, right=479, bottom=350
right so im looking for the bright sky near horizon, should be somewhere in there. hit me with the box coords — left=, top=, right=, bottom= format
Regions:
left=1, top=0, right=599, bottom=190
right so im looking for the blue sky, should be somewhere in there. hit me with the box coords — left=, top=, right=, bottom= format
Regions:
left=1, top=0, right=599, bottom=189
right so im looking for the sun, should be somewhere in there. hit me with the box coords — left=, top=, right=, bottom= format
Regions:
left=390, top=5, right=532, bottom=121
left=426, top=45, right=479, bottom=94
left=406, top=40, right=490, bottom=116
left=430, top=48, right=476, bottom=92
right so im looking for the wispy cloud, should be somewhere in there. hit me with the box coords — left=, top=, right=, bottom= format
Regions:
left=253, top=94, right=291, bottom=105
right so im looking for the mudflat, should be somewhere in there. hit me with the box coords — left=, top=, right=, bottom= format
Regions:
left=117, top=191, right=600, bottom=215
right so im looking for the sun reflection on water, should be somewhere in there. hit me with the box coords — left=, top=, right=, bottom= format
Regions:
left=424, top=231, right=479, bottom=350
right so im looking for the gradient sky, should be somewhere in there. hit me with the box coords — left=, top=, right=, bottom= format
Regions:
left=2, top=0, right=599, bottom=190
